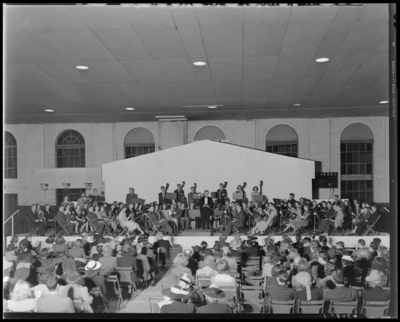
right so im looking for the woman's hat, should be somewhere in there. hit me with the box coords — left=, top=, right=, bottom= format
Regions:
left=179, top=273, right=194, bottom=289
left=365, top=270, right=382, bottom=283
left=62, top=258, right=77, bottom=272
left=85, top=260, right=102, bottom=271
left=295, top=271, right=312, bottom=286
left=229, top=239, right=242, bottom=248
left=282, top=235, right=293, bottom=245
left=265, top=237, right=274, bottom=245
left=203, top=285, right=226, bottom=299
left=324, top=262, right=335, bottom=271
left=342, top=255, right=354, bottom=262
left=102, top=243, right=112, bottom=256
left=372, top=257, right=387, bottom=271
left=14, top=267, right=30, bottom=281
left=17, top=252, right=33, bottom=263
left=247, top=235, right=258, bottom=241
left=66, top=271, right=81, bottom=283
left=161, top=285, right=189, bottom=300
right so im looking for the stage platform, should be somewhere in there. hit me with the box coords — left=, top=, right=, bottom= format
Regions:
left=7, top=234, right=390, bottom=251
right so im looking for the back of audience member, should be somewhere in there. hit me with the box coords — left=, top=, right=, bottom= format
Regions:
left=294, top=272, right=323, bottom=301
left=361, top=270, right=390, bottom=301
left=196, top=285, right=233, bottom=314
left=324, top=270, right=358, bottom=302
left=5, top=280, right=36, bottom=312
left=267, top=271, right=295, bottom=301
left=211, top=259, right=236, bottom=287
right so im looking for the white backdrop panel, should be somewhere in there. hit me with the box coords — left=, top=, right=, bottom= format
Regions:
left=102, top=141, right=316, bottom=204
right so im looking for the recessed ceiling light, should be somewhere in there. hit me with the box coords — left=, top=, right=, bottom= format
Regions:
left=208, top=105, right=218, bottom=109
left=379, top=101, right=389, bottom=104
left=45, top=109, right=54, bottom=112
left=193, top=62, right=207, bottom=67
left=293, top=103, right=301, bottom=106
left=125, top=107, right=135, bottom=111
left=76, top=66, right=89, bottom=70
left=316, top=58, right=329, bottom=63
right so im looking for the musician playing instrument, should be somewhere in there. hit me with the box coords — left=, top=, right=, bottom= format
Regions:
left=158, top=184, right=171, bottom=205
left=66, top=205, right=79, bottom=234
left=174, top=182, right=186, bottom=204
left=166, top=204, right=179, bottom=233
left=212, top=203, right=222, bottom=231
left=147, top=204, right=174, bottom=235
left=118, top=205, right=145, bottom=234
left=281, top=204, right=302, bottom=233
left=235, top=183, right=248, bottom=204
left=265, top=203, right=278, bottom=228
left=217, top=182, right=228, bottom=204
left=198, top=190, right=214, bottom=230
left=34, top=204, right=47, bottom=236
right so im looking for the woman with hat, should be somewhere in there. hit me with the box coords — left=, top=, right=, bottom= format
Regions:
left=361, top=270, right=390, bottom=301
left=197, top=284, right=234, bottom=314
left=294, top=272, right=323, bottom=301
left=371, top=257, right=389, bottom=286
left=228, top=239, right=242, bottom=259
left=84, top=260, right=109, bottom=304
left=158, top=285, right=195, bottom=313
left=171, top=253, right=193, bottom=281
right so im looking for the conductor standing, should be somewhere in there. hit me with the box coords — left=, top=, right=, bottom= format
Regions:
left=198, top=190, right=214, bottom=230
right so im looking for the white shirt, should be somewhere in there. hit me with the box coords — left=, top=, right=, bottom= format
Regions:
left=204, top=197, right=208, bottom=204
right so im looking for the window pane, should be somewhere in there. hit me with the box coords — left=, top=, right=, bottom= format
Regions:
left=353, top=181, right=360, bottom=191
left=341, top=153, right=346, bottom=164
left=360, top=164, right=366, bottom=174
left=366, top=153, right=372, bottom=164
left=366, top=192, right=372, bottom=203
left=292, top=145, right=297, bottom=153
left=354, top=192, right=360, bottom=203
left=278, top=146, right=284, bottom=153
left=341, top=181, right=346, bottom=191
left=366, top=164, right=372, bottom=174
left=347, top=192, right=353, bottom=201
left=366, top=143, right=372, bottom=152
left=266, top=146, right=272, bottom=152
left=347, top=153, right=353, bottom=163
left=340, top=143, right=346, bottom=152
left=348, top=143, right=353, bottom=152
left=359, top=143, right=365, bottom=152
left=353, top=153, right=360, bottom=163
left=360, top=152, right=367, bottom=163
left=273, top=146, right=278, bottom=152
left=150, top=146, right=155, bottom=153
left=360, top=181, right=366, bottom=191
left=284, top=145, right=290, bottom=152
left=347, top=181, right=353, bottom=191
left=353, top=143, right=359, bottom=152
left=125, top=147, right=130, bottom=157
left=353, top=164, right=360, bottom=175
left=347, top=165, right=353, bottom=175
left=341, top=164, right=347, bottom=175
left=366, top=181, right=373, bottom=190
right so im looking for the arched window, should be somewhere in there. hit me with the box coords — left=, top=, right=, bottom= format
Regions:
left=5, top=131, right=17, bottom=179
left=124, top=128, right=155, bottom=159
left=56, top=130, right=85, bottom=168
left=340, top=124, right=374, bottom=203
left=266, top=125, right=298, bottom=157
left=194, top=126, right=226, bottom=141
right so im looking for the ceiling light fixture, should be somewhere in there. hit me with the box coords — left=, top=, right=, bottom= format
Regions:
left=125, top=107, right=135, bottom=110
left=193, top=62, right=207, bottom=67
left=316, top=58, right=329, bottom=63
left=76, top=66, right=89, bottom=70
left=379, top=101, right=389, bottom=104
left=293, top=104, right=301, bottom=106
left=181, top=105, right=223, bottom=108
left=208, top=105, right=218, bottom=109
left=45, top=109, right=54, bottom=112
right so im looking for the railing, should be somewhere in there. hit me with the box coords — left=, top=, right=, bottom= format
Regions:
left=3, top=210, right=20, bottom=237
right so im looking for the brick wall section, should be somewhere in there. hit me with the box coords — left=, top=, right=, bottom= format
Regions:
left=4, top=116, right=390, bottom=205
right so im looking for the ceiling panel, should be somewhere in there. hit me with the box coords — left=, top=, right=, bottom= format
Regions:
left=243, top=80, right=272, bottom=97
left=338, top=76, right=381, bottom=94
left=295, top=78, right=319, bottom=96
left=35, top=63, right=92, bottom=84
left=155, top=58, right=197, bottom=82
left=65, top=84, right=115, bottom=102
left=95, top=83, right=152, bottom=102
left=358, top=3, right=389, bottom=20
left=178, top=26, right=208, bottom=61
left=325, top=93, right=362, bottom=108
left=208, top=56, right=243, bottom=81
left=352, top=52, right=388, bottom=78
left=266, top=94, right=296, bottom=109
left=289, top=6, right=339, bottom=23
left=7, top=64, right=60, bottom=87
left=375, top=38, right=388, bottom=53
left=302, top=94, right=336, bottom=108
left=135, top=27, right=188, bottom=59
left=337, top=20, right=388, bottom=54
left=198, top=81, right=216, bottom=98
left=139, top=82, right=177, bottom=99
left=242, top=97, right=268, bottom=110
left=130, top=99, right=161, bottom=112
left=170, top=81, right=203, bottom=99
left=71, top=6, right=131, bottom=30
left=5, top=6, right=89, bottom=33
left=54, top=31, right=118, bottom=62
left=121, top=60, right=166, bottom=82
left=195, top=7, right=243, bottom=26
left=213, top=81, right=243, bottom=98
left=243, top=56, right=278, bottom=80
left=179, top=98, right=206, bottom=108
left=244, top=7, right=291, bottom=25
left=79, top=61, right=137, bottom=84
left=269, top=78, right=303, bottom=96
left=311, top=77, right=350, bottom=95
left=281, top=22, right=331, bottom=56
left=93, top=29, right=153, bottom=61
left=322, top=53, right=371, bottom=78
left=244, top=23, right=287, bottom=57
left=169, top=7, right=199, bottom=27
left=215, top=98, right=243, bottom=110
left=274, top=55, right=314, bottom=80
left=201, top=25, right=243, bottom=58
left=334, top=5, right=365, bottom=21
left=153, top=98, right=182, bottom=110
left=122, top=7, right=176, bottom=28
left=368, top=74, right=389, bottom=94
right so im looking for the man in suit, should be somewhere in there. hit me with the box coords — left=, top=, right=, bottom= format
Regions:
left=187, top=186, right=196, bottom=207
left=196, top=286, right=234, bottom=314
left=334, top=194, right=346, bottom=212
left=319, top=203, right=343, bottom=236
left=26, top=204, right=37, bottom=234
left=116, top=244, right=137, bottom=270
left=198, top=190, right=214, bottom=230
left=32, top=204, right=46, bottom=236
left=126, top=187, right=138, bottom=206
left=267, top=271, right=296, bottom=301
left=355, top=204, right=380, bottom=235
left=147, top=204, right=173, bottom=235
left=55, top=206, right=74, bottom=234
left=217, top=183, right=228, bottom=204
left=158, top=186, right=170, bottom=205
left=174, top=183, right=185, bottom=203
left=158, top=285, right=195, bottom=313
left=36, top=275, right=75, bottom=313
left=154, top=232, right=172, bottom=269
left=86, top=206, right=111, bottom=235
left=324, top=270, right=358, bottom=302
left=224, top=204, right=245, bottom=236
left=287, top=193, right=297, bottom=208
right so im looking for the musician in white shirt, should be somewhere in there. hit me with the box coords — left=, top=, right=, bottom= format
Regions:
left=198, top=191, right=214, bottom=230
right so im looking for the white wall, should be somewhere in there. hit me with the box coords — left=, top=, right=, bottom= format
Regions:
left=102, top=140, right=316, bottom=204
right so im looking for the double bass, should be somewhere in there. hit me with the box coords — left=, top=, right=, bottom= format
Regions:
left=178, top=181, right=187, bottom=203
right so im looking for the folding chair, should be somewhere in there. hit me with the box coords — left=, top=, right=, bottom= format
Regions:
left=330, top=300, right=358, bottom=314
left=72, top=298, right=94, bottom=313
left=295, top=217, right=310, bottom=235
left=196, top=275, right=212, bottom=288
left=330, top=225, right=345, bottom=236
left=89, top=286, right=109, bottom=313
left=233, top=225, right=246, bottom=235
left=361, top=300, right=390, bottom=318
left=297, top=300, right=324, bottom=314
left=149, top=297, right=162, bottom=313
left=87, top=216, right=103, bottom=235
left=115, top=218, right=128, bottom=237
left=106, top=274, right=123, bottom=311
left=239, top=280, right=266, bottom=314
left=362, top=215, right=381, bottom=236
left=116, top=267, right=138, bottom=298
left=269, top=299, right=296, bottom=314
left=54, top=216, right=70, bottom=236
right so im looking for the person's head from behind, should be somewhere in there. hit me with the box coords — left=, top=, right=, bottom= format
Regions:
left=55, top=236, right=66, bottom=245
left=10, top=280, right=33, bottom=302
left=215, top=259, right=229, bottom=274
left=213, top=244, right=220, bottom=252
left=277, top=270, right=288, bottom=285
left=358, top=239, right=366, bottom=248
left=37, top=272, right=50, bottom=285
left=204, top=255, right=215, bottom=268
left=297, top=259, right=309, bottom=272
left=46, top=275, right=59, bottom=292
left=45, top=235, right=56, bottom=245
left=74, top=239, right=82, bottom=248
left=221, top=246, right=230, bottom=257
left=370, top=242, right=379, bottom=252
left=373, top=238, right=381, bottom=247
left=66, top=271, right=81, bottom=285
left=302, top=237, right=311, bottom=247
left=140, top=247, right=148, bottom=256
left=183, top=248, right=193, bottom=258
left=271, top=264, right=283, bottom=278
left=173, top=253, right=188, bottom=267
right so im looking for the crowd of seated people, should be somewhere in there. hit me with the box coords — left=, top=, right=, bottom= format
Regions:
left=3, top=230, right=173, bottom=313
left=156, top=234, right=390, bottom=315
left=26, top=188, right=384, bottom=237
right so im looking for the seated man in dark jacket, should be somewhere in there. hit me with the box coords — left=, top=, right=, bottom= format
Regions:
left=361, top=270, right=390, bottom=301
left=324, top=270, right=358, bottom=302
left=267, top=270, right=296, bottom=301
left=196, top=286, right=233, bottom=314
left=86, top=207, right=111, bottom=234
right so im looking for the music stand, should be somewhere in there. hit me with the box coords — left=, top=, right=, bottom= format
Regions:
left=252, top=194, right=263, bottom=202
left=211, top=192, right=218, bottom=199
left=166, top=193, right=176, bottom=200
left=232, top=192, right=243, bottom=200
left=273, top=198, right=282, bottom=205
left=132, top=198, right=145, bottom=205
